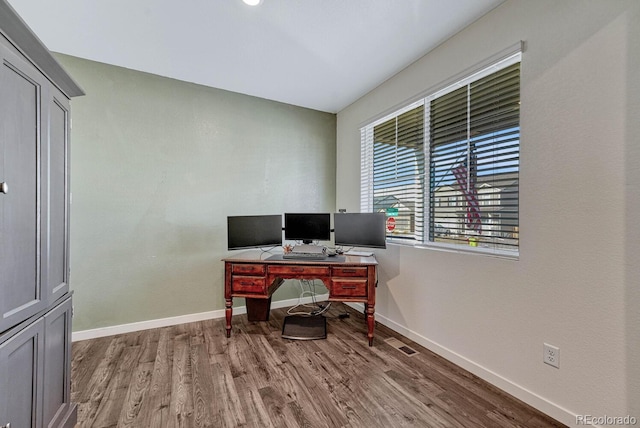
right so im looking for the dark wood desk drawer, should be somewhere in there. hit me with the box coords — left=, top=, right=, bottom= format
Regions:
left=331, top=279, right=367, bottom=297
left=232, top=276, right=266, bottom=294
left=232, top=263, right=266, bottom=275
left=269, top=265, right=330, bottom=276
left=331, top=267, right=368, bottom=277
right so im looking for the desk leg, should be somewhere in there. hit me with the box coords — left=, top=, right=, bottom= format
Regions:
left=366, top=304, right=375, bottom=346
left=225, top=298, right=232, bottom=338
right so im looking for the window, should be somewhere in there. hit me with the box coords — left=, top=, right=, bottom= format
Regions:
left=361, top=52, right=521, bottom=255
left=361, top=101, right=425, bottom=242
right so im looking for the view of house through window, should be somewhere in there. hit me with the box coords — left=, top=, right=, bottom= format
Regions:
left=371, top=104, right=425, bottom=242
left=361, top=53, right=521, bottom=254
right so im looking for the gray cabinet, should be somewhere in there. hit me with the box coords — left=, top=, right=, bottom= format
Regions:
left=0, top=298, right=73, bottom=428
left=44, top=88, right=72, bottom=306
left=0, top=318, right=45, bottom=428
left=43, top=298, right=75, bottom=428
left=1, top=1, right=83, bottom=427
left=0, top=36, right=48, bottom=334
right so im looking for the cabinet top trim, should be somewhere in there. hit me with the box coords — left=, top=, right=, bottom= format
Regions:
left=0, top=0, right=84, bottom=98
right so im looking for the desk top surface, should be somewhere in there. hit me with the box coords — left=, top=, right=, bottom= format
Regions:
left=222, top=250, right=378, bottom=266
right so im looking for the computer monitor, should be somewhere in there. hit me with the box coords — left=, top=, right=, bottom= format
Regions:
left=334, top=212, right=387, bottom=249
left=227, top=215, right=282, bottom=250
left=284, top=213, right=331, bottom=244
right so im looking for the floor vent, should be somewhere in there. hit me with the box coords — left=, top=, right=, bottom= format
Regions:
left=385, top=337, right=419, bottom=356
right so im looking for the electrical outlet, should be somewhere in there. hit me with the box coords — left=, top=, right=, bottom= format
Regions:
left=543, top=343, right=559, bottom=368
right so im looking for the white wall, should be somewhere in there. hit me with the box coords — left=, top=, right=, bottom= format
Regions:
left=337, top=1, right=640, bottom=425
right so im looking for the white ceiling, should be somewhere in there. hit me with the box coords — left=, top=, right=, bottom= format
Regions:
left=8, top=0, right=504, bottom=113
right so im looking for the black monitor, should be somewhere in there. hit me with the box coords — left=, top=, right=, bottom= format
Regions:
left=334, top=212, right=387, bottom=249
left=284, top=213, right=331, bottom=244
left=227, top=215, right=282, bottom=250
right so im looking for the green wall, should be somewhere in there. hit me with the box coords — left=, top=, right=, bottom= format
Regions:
left=56, top=54, right=336, bottom=332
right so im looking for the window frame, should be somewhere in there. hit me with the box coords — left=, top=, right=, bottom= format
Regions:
left=360, top=48, right=522, bottom=259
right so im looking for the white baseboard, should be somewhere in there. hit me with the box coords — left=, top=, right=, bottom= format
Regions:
left=71, top=310, right=224, bottom=342
left=71, top=294, right=329, bottom=342
left=345, top=302, right=577, bottom=427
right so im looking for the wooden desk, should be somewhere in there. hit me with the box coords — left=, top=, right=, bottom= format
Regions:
left=223, top=251, right=378, bottom=346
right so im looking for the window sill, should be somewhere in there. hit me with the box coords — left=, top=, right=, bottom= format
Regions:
left=386, top=238, right=520, bottom=261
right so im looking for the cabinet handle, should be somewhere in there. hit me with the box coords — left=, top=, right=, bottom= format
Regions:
left=341, top=269, right=357, bottom=273
left=341, top=286, right=357, bottom=289
left=0, top=182, right=7, bottom=194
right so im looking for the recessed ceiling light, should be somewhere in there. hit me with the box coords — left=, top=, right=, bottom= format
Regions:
left=243, top=0, right=262, bottom=6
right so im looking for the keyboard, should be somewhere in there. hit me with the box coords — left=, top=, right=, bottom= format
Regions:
left=345, top=250, right=374, bottom=257
left=282, top=252, right=327, bottom=260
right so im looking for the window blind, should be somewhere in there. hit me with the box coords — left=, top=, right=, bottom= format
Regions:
left=361, top=103, right=425, bottom=242
left=428, top=61, right=520, bottom=251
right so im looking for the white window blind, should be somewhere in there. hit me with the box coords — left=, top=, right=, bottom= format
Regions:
left=361, top=52, right=521, bottom=254
left=428, top=60, right=520, bottom=252
left=361, top=101, right=425, bottom=242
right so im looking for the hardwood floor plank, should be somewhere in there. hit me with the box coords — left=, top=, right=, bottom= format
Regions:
left=285, top=345, right=393, bottom=427
left=136, top=327, right=175, bottom=427
left=70, top=338, right=94, bottom=381
left=286, top=399, right=318, bottom=428
left=437, top=389, right=510, bottom=428
left=409, top=345, right=542, bottom=426
left=138, top=327, right=160, bottom=364
left=170, top=333, right=194, bottom=427
left=71, top=337, right=118, bottom=403
left=239, top=333, right=289, bottom=391
left=486, top=409, right=531, bottom=428
left=71, top=306, right=566, bottom=428
left=190, top=343, right=220, bottom=428
left=91, top=343, right=143, bottom=427
left=258, top=385, right=301, bottom=428
left=280, top=359, right=349, bottom=428
left=233, top=375, right=276, bottom=428
left=116, top=361, right=153, bottom=427
left=526, top=414, right=568, bottom=428
left=201, top=318, right=228, bottom=360
left=211, top=361, right=247, bottom=427
left=226, top=329, right=255, bottom=381
left=75, top=337, right=127, bottom=427
left=384, top=369, right=465, bottom=428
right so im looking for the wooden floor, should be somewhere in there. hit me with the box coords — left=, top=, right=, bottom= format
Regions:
left=71, top=304, right=566, bottom=428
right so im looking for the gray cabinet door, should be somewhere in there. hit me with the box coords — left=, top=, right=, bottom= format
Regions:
left=0, top=39, right=47, bottom=332
left=41, top=88, right=71, bottom=304
left=43, top=297, right=75, bottom=428
left=0, top=318, right=45, bottom=428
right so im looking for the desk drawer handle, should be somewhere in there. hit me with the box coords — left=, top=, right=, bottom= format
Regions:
left=291, top=267, right=305, bottom=272
left=342, top=269, right=357, bottom=273
left=341, top=286, right=357, bottom=289
left=238, top=281, right=253, bottom=286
